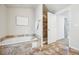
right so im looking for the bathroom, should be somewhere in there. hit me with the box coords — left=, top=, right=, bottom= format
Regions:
left=0, top=4, right=79, bottom=55
left=0, top=4, right=43, bottom=54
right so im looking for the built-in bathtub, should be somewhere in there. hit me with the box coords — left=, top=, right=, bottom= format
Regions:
left=0, top=36, right=41, bottom=55
left=0, top=36, right=34, bottom=46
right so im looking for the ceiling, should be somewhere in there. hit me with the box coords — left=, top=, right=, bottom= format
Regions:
left=45, top=4, right=71, bottom=13
left=5, top=4, right=38, bottom=8
left=5, top=4, right=70, bottom=13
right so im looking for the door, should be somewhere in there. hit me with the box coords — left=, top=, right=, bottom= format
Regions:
left=48, top=12, right=57, bottom=44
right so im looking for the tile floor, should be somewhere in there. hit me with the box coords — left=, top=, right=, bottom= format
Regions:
left=0, top=39, right=79, bottom=55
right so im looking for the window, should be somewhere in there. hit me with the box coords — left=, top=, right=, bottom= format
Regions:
left=16, top=16, right=28, bottom=26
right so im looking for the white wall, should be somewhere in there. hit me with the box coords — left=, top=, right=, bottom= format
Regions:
left=68, top=5, right=79, bottom=50
left=56, top=15, right=65, bottom=39
left=57, top=5, right=79, bottom=50
left=7, top=7, right=35, bottom=35
left=0, top=5, right=7, bottom=38
left=34, top=5, right=43, bottom=46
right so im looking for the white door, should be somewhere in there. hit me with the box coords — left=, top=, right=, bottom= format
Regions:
left=48, top=12, right=57, bottom=44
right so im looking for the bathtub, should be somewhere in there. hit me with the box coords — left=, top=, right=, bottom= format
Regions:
left=0, top=36, right=33, bottom=46
left=0, top=36, right=41, bottom=55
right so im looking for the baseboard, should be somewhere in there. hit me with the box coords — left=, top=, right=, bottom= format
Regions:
left=69, top=46, right=79, bottom=51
